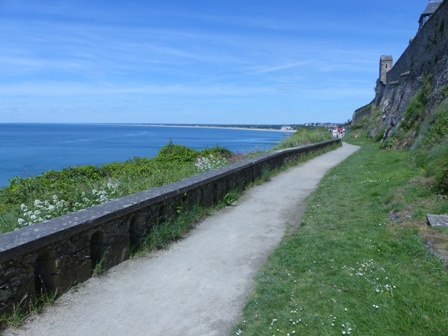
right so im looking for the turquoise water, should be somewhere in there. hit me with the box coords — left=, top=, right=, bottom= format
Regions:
left=0, top=123, right=290, bottom=187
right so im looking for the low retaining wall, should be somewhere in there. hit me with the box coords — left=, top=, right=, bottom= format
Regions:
left=0, top=139, right=340, bottom=312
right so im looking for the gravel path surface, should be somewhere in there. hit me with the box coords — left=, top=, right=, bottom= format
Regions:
left=4, top=143, right=359, bottom=336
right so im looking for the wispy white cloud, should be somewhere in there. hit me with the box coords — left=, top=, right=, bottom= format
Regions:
left=246, top=61, right=311, bottom=75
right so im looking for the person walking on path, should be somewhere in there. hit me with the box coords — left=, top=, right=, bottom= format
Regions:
left=5, top=142, right=359, bottom=336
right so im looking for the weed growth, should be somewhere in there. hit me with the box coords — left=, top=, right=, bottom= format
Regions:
left=412, top=99, right=448, bottom=194
left=275, top=128, right=332, bottom=149
left=399, top=78, right=430, bottom=133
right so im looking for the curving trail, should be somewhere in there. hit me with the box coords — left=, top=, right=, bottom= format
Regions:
left=5, top=143, right=359, bottom=336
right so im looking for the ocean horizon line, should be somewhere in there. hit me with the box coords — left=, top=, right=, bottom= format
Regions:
left=0, top=122, right=297, bottom=133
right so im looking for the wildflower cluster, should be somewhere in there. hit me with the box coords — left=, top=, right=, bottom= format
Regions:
left=18, top=196, right=68, bottom=227
left=342, top=322, right=353, bottom=335
left=342, top=258, right=397, bottom=309
left=262, top=308, right=354, bottom=336
left=195, top=154, right=229, bottom=173
left=17, top=181, right=118, bottom=228
left=75, top=182, right=118, bottom=208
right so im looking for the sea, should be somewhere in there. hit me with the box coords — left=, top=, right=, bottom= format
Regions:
left=0, top=123, right=291, bottom=188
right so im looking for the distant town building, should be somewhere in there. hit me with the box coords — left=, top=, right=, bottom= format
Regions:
left=419, top=1, right=443, bottom=30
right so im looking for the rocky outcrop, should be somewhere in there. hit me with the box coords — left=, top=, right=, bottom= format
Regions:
left=353, top=1, right=448, bottom=143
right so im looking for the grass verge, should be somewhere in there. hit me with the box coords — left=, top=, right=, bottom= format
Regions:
left=232, top=136, right=448, bottom=335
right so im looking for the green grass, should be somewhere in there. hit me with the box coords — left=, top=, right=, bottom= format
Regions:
left=232, top=135, right=448, bottom=335
left=275, top=128, right=332, bottom=149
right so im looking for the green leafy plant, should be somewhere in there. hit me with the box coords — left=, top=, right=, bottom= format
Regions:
left=154, top=139, right=198, bottom=164
left=275, top=127, right=332, bottom=149
left=380, top=137, right=395, bottom=150
left=92, top=250, right=108, bottom=277
left=195, top=154, right=229, bottom=173
left=400, top=77, right=431, bottom=132
left=222, top=191, right=239, bottom=207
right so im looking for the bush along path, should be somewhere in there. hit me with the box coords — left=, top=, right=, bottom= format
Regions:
left=2, top=143, right=357, bottom=336
left=232, top=136, right=448, bottom=336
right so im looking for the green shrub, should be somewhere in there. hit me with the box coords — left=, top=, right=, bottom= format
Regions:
left=351, top=123, right=364, bottom=130
left=424, top=143, right=448, bottom=194
left=439, top=85, right=448, bottom=98
left=380, top=137, right=395, bottom=150
left=275, top=128, right=332, bottom=149
left=435, top=159, right=448, bottom=194
left=198, top=145, right=232, bottom=158
left=154, top=140, right=198, bottom=164
left=412, top=101, right=448, bottom=194
left=374, top=131, right=383, bottom=142
left=422, top=105, right=448, bottom=148
left=400, top=78, right=430, bottom=132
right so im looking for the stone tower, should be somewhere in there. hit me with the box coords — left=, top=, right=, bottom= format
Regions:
left=379, top=55, right=393, bottom=85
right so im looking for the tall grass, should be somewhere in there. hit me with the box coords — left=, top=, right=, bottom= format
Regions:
left=275, top=128, right=332, bottom=149
left=412, top=100, right=448, bottom=194
left=232, top=134, right=448, bottom=335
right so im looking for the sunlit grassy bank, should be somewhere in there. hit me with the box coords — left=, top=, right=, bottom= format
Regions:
left=232, top=134, right=448, bottom=335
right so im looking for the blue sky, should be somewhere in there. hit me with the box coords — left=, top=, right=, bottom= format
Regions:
left=0, top=0, right=430, bottom=124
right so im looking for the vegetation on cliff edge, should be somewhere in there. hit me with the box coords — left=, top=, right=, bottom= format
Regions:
left=357, top=75, right=448, bottom=196
left=0, top=128, right=331, bottom=234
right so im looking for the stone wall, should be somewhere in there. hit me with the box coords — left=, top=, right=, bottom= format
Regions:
left=0, top=139, right=340, bottom=313
left=352, top=0, right=448, bottom=139
left=352, top=102, right=372, bottom=125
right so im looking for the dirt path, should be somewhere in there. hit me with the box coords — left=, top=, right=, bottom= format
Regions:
left=4, top=143, right=359, bottom=336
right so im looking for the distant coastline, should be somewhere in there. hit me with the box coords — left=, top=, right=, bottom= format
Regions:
left=0, top=122, right=342, bottom=133
left=117, top=123, right=297, bottom=133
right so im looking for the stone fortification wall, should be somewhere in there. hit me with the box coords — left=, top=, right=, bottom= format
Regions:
left=352, top=103, right=372, bottom=125
left=353, top=1, right=448, bottom=139
left=385, top=1, right=447, bottom=86
left=0, top=139, right=340, bottom=313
